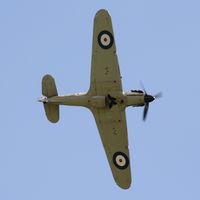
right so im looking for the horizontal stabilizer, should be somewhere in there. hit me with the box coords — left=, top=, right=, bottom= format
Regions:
left=42, top=74, right=59, bottom=123
left=42, top=74, right=58, bottom=97
left=43, top=103, right=59, bottom=123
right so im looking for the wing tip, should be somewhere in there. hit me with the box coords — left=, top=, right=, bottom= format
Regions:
left=114, top=175, right=132, bottom=189
left=95, top=9, right=110, bottom=18
left=116, top=180, right=131, bottom=190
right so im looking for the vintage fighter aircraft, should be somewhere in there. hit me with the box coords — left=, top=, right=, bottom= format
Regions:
left=38, top=9, right=161, bottom=189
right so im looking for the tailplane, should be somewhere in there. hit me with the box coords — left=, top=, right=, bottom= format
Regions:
left=41, top=75, right=59, bottom=123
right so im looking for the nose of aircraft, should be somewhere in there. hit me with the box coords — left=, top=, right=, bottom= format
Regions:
left=144, top=95, right=154, bottom=103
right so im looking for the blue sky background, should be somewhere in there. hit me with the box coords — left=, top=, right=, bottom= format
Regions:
left=1, top=0, right=200, bottom=199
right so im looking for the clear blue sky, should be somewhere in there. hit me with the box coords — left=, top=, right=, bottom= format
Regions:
left=1, top=0, right=200, bottom=199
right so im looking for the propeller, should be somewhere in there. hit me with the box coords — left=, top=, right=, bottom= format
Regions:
left=154, top=92, right=162, bottom=99
left=140, top=82, right=162, bottom=121
left=143, top=102, right=149, bottom=121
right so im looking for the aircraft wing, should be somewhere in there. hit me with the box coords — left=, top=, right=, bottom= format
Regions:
left=88, top=9, right=123, bottom=96
left=88, top=10, right=131, bottom=189
left=91, top=106, right=131, bottom=189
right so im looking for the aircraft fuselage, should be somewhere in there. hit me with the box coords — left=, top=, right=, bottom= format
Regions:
left=38, top=91, right=149, bottom=109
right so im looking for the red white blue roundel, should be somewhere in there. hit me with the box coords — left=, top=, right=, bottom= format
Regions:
left=113, top=152, right=129, bottom=170
left=98, top=30, right=114, bottom=49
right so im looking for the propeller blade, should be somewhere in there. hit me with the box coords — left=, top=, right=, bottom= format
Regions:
left=143, top=103, right=149, bottom=121
left=154, top=92, right=162, bottom=99
left=138, top=81, right=162, bottom=121
left=140, top=81, right=147, bottom=94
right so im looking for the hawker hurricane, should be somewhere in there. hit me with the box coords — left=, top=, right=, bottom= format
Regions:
left=38, top=9, right=161, bottom=189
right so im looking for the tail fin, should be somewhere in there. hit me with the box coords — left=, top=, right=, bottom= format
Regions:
left=42, top=75, right=59, bottom=123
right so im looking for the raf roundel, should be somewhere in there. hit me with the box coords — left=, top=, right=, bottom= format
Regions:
left=98, top=30, right=114, bottom=49
left=113, top=152, right=129, bottom=170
